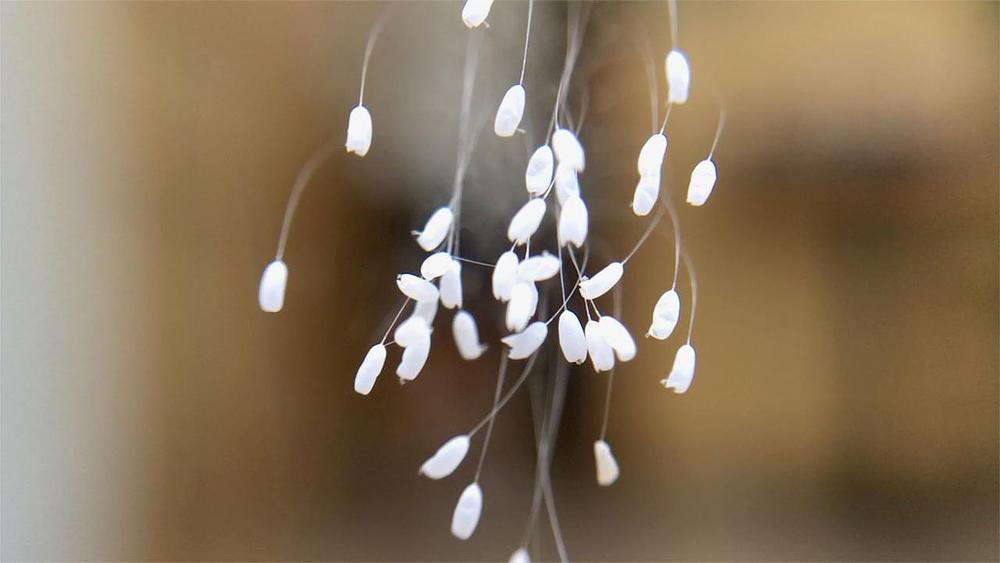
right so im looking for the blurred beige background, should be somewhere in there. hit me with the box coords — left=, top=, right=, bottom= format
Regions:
left=2, top=1, right=997, bottom=561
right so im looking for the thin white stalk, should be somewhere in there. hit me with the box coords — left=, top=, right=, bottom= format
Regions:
left=658, top=101, right=674, bottom=135
left=622, top=199, right=669, bottom=264
left=357, top=14, right=387, bottom=106
left=468, top=352, right=541, bottom=437
left=380, top=299, right=411, bottom=344
left=274, top=138, right=340, bottom=260
left=682, top=245, right=698, bottom=344
left=447, top=33, right=483, bottom=256
left=641, top=34, right=660, bottom=133
left=518, top=0, right=534, bottom=85
left=666, top=200, right=682, bottom=289
left=668, top=0, right=679, bottom=50
left=599, top=285, right=624, bottom=441
left=474, top=355, right=509, bottom=482
left=708, top=104, right=728, bottom=160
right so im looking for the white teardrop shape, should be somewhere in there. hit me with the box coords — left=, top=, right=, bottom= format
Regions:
left=507, top=199, right=547, bottom=245
left=585, top=320, right=615, bottom=372
left=396, top=334, right=431, bottom=381
left=509, top=548, right=530, bottom=563
left=558, top=310, right=587, bottom=364
left=686, top=159, right=718, bottom=206
left=492, top=251, right=520, bottom=302
left=258, top=259, right=288, bottom=313
left=558, top=195, right=588, bottom=248
left=551, top=128, right=585, bottom=172
left=451, top=482, right=483, bottom=540
left=648, top=289, right=680, bottom=340
left=579, top=262, right=624, bottom=300
left=666, top=49, right=691, bottom=105
left=554, top=162, right=580, bottom=205
left=419, top=435, right=471, bottom=479
left=494, top=84, right=525, bottom=137
left=598, top=316, right=637, bottom=362
left=593, top=440, right=620, bottom=486
left=526, top=282, right=539, bottom=317
left=353, top=344, right=387, bottom=395
left=501, top=322, right=548, bottom=360
left=506, top=281, right=535, bottom=332
left=345, top=105, right=373, bottom=156
left=394, top=316, right=431, bottom=348
left=517, top=252, right=561, bottom=282
left=661, top=343, right=696, bottom=393
left=421, top=252, right=453, bottom=280
left=397, top=273, right=440, bottom=303
left=461, top=0, right=494, bottom=28
left=637, top=133, right=668, bottom=176
left=410, top=298, right=439, bottom=326
left=525, top=145, right=554, bottom=195
left=440, top=260, right=463, bottom=309
left=631, top=174, right=660, bottom=216
left=414, top=207, right=454, bottom=251
left=452, top=310, right=487, bottom=360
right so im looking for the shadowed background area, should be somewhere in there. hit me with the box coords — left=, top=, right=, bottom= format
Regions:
left=2, top=1, right=997, bottom=561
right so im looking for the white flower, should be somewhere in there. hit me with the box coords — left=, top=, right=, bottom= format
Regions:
left=558, top=195, right=588, bottom=248
left=648, top=289, right=680, bottom=340
left=420, top=252, right=453, bottom=280
left=524, top=146, right=554, bottom=195
left=554, top=162, right=580, bottom=205
left=345, top=105, right=373, bottom=156
left=419, top=435, right=471, bottom=479
left=578, top=262, right=624, bottom=300
left=558, top=310, right=587, bottom=364
left=410, top=298, right=438, bottom=326
left=508, top=548, right=530, bottom=563
left=593, top=440, right=620, bottom=486
left=501, top=322, right=548, bottom=360
left=584, top=320, right=615, bottom=372
left=686, top=159, right=718, bottom=206
left=451, top=482, right=483, bottom=540
left=666, top=49, right=691, bottom=105
left=413, top=207, right=454, bottom=252
left=258, top=259, right=288, bottom=313
left=452, top=310, right=487, bottom=360
left=396, top=273, right=440, bottom=303
left=353, top=344, right=387, bottom=395
left=598, top=316, right=637, bottom=362
left=393, top=316, right=431, bottom=348
left=492, top=251, right=520, bottom=302
left=631, top=173, right=660, bottom=217
left=551, top=128, right=585, bottom=172
left=461, top=0, right=494, bottom=28
left=396, top=334, right=431, bottom=381
left=506, top=282, right=536, bottom=332
left=440, top=260, right=463, bottom=309
left=517, top=252, right=561, bottom=282
left=507, top=199, right=547, bottom=245
left=494, top=84, right=525, bottom=138
left=637, top=133, right=667, bottom=176
left=662, top=344, right=696, bottom=393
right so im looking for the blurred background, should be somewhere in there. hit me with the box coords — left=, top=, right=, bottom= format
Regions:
left=2, top=1, right=997, bottom=561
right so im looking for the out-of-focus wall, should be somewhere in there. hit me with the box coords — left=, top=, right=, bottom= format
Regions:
left=1, top=2, right=997, bottom=561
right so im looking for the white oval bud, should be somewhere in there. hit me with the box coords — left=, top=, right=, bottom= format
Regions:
left=420, top=251, right=453, bottom=280
left=662, top=343, right=696, bottom=393
left=517, top=252, right=561, bottom=282
left=414, top=207, right=454, bottom=251
left=686, top=159, right=718, bottom=206
left=440, top=260, right=463, bottom=309
left=648, top=289, right=680, bottom=340
left=492, top=251, right=520, bottom=302
left=494, top=84, right=525, bottom=137
left=345, top=105, right=373, bottom=156
left=461, top=0, right=494, bottom=28
left=509, top=548, right=530, bottom=563
left=353, top=344, right=387, bottom=395
left=451, top=482, right=483, bottom=540
left=258, top=259, right=288, bottom=313
left=507, top=198, right=547, bottom=245
left=666, top=49, right=691, bottom=105
left=410, top=298, right=438, bottom=326
left=452, top=310, right=487, bottom=360
left=557, top=310, right=587, bottom=364
left=396, top=273, right=440, bottom=303
left=506, top=281, right=535, bottom=332
left=419, top=435, right=471, bottom=480
left=525, top=145, right=554, bottom=195
left=558, top=195, right=588, bottom=248
left=554, top=163, right=580, bottom=205
left=579, top=262, right=624, bottom=300
left=637, top=133, right=667, bottom=176
left=394, top=316, right=431, bottom=348
left=501, top=321, right=548, bottom=360
left=593, top=440, right=620, bottom=486
left=551, top=128, right=585, bottom=172
left=598, top=316, right=637, bottom=362
left=396, top=335, right=431, bottom=381
left=631, top=174, right=660, bottom=216
left=585, top=320, right=615, bottom=372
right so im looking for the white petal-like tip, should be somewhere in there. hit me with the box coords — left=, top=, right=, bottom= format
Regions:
left=509, top=548, right=530, bottom=563
left=507, top=199, right=547, bottom=245
left=686, top=159, right=718, bottom=206
left=396, top=337, right=431, bottom=381
left=558, top=195, right=588, bottom=248
left=394, top=316, right=431, bottom=348
left=637, top=133, right=667, bottom=176
left=258, top=259, right=288, bottom=312
left=666, top=49, right=691, bottom=105
left=558, top=310, right=587, bottom=364
left=420, top=252, right=453, bottom=280
left=554, top=163, right=580, bottom=205
left=648, top=289, right=680, bottom=340
left=461, top=0, right=494, bottom=28
left=598, top=316, right=637, bottom=362
left=453, top=310, right=487, bottom=360
left=585, top=320, right=615, bottom=373
left=345, top=105, right=373, bottom=156
left=354, top=344, right=387, bottom=395
left=410, top=298, right=438, bottom=326
left=494, top=84, right=525, bottom=137
left=501, top=322, right=548, bottom=360
left=517, top=252, right=561, bottom=282
left=451, top=482, right=483, bottom=540
left=631, top=174, right=660, bottom=217
left=662, top=343, right=696, bottom=393
left=397, top=273, right=440, bottom=303
left=414, top=207, right=454, bottom=252
left=552, top=128, right=585, bottom=172
left=525, top=146, right=555, bottom=195
left=419, top=435, right=470, bottom=479
left=492, top=251, right=520, bottom=302
left=593, top=440, right=620, bottom=486
left=578, top=262, right=624, bottom=300
left=506, top=282, right=535, bottom=333
left=440, top=260, right=463, bottom=309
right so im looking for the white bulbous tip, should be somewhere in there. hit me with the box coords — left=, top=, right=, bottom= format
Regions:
left=551, top=128, right=585, bottom=172
left=578, top=262, right=624, bottom=300
left=354, top=344, right=387, bottom=395
left=420, top=252, right=453, bottom=280
left=584, top=320, right=615, bottom=373
left=631, top=174, right=660, bottom=217
left=453, top=310, right=487, bottom=360
left=414, top=207, right=454, bottom=252
left=494, top=84, right=526, bottom=138
left=501, top=322, right=548, bottom=360
left=258, top=259, right=288, bottom=313
left=393, top=316, right=431, bottom=348
left=666, top=49, right=691, bottom=105
left=345, top=105, right=373, bottom=156
left=525, top=146, right=554, bottom=195
left=419, top=435, right=471, bottom=479
left=662, top=343, right=696, bottom=393
left=492, top=251, right=520, bottom=302
left=558, top=195, right=588, bottom=248
left=554, top=163, right=580, bottom=205
left=517, top=252, right=561, bottom=282
left=598, top=316, right=637, bottom=362
left=509, top=547, right=531, bottom=563
left=648, top=289, right=681, bottom=340
left=396, top=273, right=440, bottom=303
left=439, top=260, right=463, bottom=309
left=451, top=482, right=483, bottom=540
left=461, top=0, right=494, bottom=28
left=637, top=133, right=668, bottom=176
left=396, top=337, right=431, bottom=381
left=594, top=440, right=620, bottom=486
left=558, top=310, right=588, bottom=364
left=687, top=159, right=718, bottom=206
left=507, top=198, right=547, bottom=245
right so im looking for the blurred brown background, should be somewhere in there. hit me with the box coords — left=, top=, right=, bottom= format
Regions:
left=2, top=1, right=997, bottom=561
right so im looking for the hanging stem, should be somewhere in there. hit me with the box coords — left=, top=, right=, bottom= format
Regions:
left=274, top=137, right=340, bottom=260
left=518, top=0, right=534, bottom=85
left=474, top=354, right=509, bottom=482
left=357, top=13, right=387, bottom=106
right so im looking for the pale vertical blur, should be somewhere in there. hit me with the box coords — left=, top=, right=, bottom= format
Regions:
left=1, top=1, right=996, bottom=562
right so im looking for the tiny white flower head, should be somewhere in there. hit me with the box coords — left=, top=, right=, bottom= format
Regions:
left=420, top=251, right=453, bottom=280
left=662, top=343, right=696, bottom=393
left=410, top=298, right=439, bottom=326
left=414, top=207, right=454, bottom=252
left=494, top=84, right=526, bottom=138
left=666, top=49, right=691, bottom=105
left=396, top=273, right=440, bottom=303
left=396, top=334, right=431, bottom=381
left=648, top=289, right=680, bottom=340
left=631, top=174, right=660, bottom=217
left=345, top=105, right=373, bottom=157
left=584, top=320, right=615, bottom=372
left=492, top=250, right=520, bottom=302
left=557, top=310, right=587, bottom=364
left=501, top=321, right=548, bottom=360
left=551, top=128, right=585, bottom=172
left=598, top=315, right=637, bottom=362
left=525, top=145, right=554, bottom=195
left=452, top=310, right=487, bottom=360
left=554, top=162, right=580, bottom=205
left=461, top=0, right=494, bottom=28
left=439, top=260, right=463, bottom=309
left=637, top=133, right=668, bottom=176
left=593, top=440, right=620, bottom=486
left=258, top=259, right=288, bottom=313
left=394, top=316, right=431, bottom=348
left=558, top=195, right=588, bottom=248
left=517, top=252, right=561, bottom=282
left=353, top=344, right=387, bottom=395
left=509, top=548, right=530, bottom=563
left=451, top=482, right=483, bottom=540
left=686, top=159, right=718, bottom=207
left=506, top=281, right=536, bottom=332
left=578, top=261, right=624, bottom=300
left=419, top=435, right=471, bottom=480
left=507, top=198, right=547, bottom=245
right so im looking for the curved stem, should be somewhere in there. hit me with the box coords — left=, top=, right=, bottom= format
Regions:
left=708, top=103, right=728, bottom=160
left=668, top=0, right=679, bottom=50
left=658, top=102, right=674, bottom=135
left=380, top=298, right=410, bottom=344
left=474, top=354, right=509, bottom=482
left=357, top=13, right=387, bottom=106
left=518, top=0, right=534, bottom=85
left=682, top=246, right=698, bottom=344
left=274, top=137, right=340, bottom=260
left=622, top=198, right=669, bottom=264
left=468, top=351, right=541, bottom=437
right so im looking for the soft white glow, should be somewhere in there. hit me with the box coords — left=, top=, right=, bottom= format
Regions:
left=686, top=159, right=718, bottom=206
left=439, top=260, right=463, bottom=309
left=414, top=207, right=454, bottom=252
left=494, top=84, right=526, bottom=137
left=451, top=482, right=484, bottom=540
left=525, top=146, right=554, bottom=195
left=501, top=322, right=548, bottom=360
left=396, top=273, right=439, bottom=303
left=637, top=133, right=667, bottom=176
left=396, top=335, right=431, bottom=381
left=662, top=344, right=696, bottom=393
left=258, top=259, right=288, bottom=313
left=420, top=252, right=453, bottom=280
left=554, top=163, right=580, bottom=205
left=393, top=316, right=431, bottom=348
left=648, top=289, right=680, bottom=340
left=353, top=344, right=387, bottom=395
left=461, top=0, right=494, bottom=28
left=506, top=282, right=535, bottom=332
left=345, top=105, right=373, bottom=156
left=517, top=252, right=561, bottom=282
left=452, top=310, right=487, bottom=360
left=492, top=251, right=520, bottom=302
left=631, top=173, right=660, bottom=217
left=551, top=128, right=585, bottom=172
left=579, top=262, right=624, bottom=300
left=593, top=440, right=620, bottom=486
left=558, top=310, right=587, bottom=364
left=585, top=320, right=615, bottom=372
left=598, top=316, right=637, bottom=362
left=507, top=198, right=547, bottom=245
left=666, top=49, right=691, bottom=105
left=558, top=195, right=588, bottom=248
left=419, top=435, right=471, bottom=479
